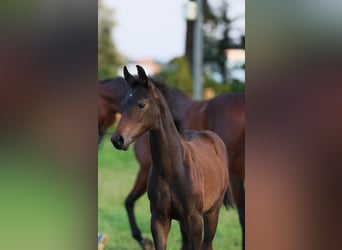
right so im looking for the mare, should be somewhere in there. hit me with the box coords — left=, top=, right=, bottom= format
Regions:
left=112, top=65, right=232, bottom=250
left=98, top=74, right=245, bottom=249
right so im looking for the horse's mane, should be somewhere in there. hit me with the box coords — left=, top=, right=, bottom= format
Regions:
left=99, top=78, right=113, bottom=84
left=99, top=77, right=125, bottom=85
left=148, top=77, right=184, bottom=134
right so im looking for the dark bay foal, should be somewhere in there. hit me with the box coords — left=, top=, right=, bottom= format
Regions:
left=112, top=65, right=232, bottom=250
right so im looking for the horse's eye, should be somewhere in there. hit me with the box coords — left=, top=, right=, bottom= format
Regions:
left=138, top=103, right=145, bottom=109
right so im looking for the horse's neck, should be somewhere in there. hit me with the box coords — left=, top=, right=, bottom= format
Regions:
left=100, top=93, right=122, bottom=114
left=101, top=84, right=128, bottom=113
left=110, top=84, right=128, bottom=104
left=179, top=99, right=208, bottom=130
left=174, top=94, right=194, bottom=119
left=163, top=90, right=202, bottom=121
left=115, top=86, right=129, bottom=103
left=149, top=99, right=183, bottom=179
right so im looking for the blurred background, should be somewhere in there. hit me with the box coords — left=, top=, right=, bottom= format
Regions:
left=98, top=0, right=245, bottom=98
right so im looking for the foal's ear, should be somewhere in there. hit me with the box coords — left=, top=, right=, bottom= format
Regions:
left=136, top=65, right=159, bottom=102
left=136, top=65, right=148, bottom=85
left=123, top=66, right=135, bottom=87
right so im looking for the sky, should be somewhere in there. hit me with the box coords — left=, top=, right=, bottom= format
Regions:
left=104, top=0, right=245, bottom=63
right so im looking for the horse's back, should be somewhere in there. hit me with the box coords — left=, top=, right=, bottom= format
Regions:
left=207, top=93, right=245, bottom=172
left=183, top=93, right=244, bottom=150
left=183, top=130, right=227, bottom=159
left=207, top=93, right=245, bottom=144
left=182, top=130, right=229, bottom=212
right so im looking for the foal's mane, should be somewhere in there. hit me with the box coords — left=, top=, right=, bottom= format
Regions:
left=148, top=77, right=184, bottom=134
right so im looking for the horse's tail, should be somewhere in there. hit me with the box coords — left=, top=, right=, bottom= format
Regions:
left=223, top=184, right=235, bottom=209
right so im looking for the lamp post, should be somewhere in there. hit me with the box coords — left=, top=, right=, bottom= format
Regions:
left=184, top=0, right=203, bottom=100
left=192, top=0, right=203, bottom=100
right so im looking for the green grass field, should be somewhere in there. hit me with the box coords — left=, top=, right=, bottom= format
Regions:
left=98, top=132, right=242, bottom=250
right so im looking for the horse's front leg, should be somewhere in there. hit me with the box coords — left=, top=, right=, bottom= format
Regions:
left=187, top=213, right=203, bottom=250
left=150, top=213, right=171, bottom=250
left=180, top=220, right=191, bottom=250
left=202, top=207, right=220, bottom=250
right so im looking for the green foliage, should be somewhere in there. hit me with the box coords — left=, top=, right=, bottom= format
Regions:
left=98, top=132, right=242, bottom=249
left=157, top=57, right=193, bottom=96
left=203, top=1, right=232, bottom=83
left=98, top=0, right=123, bottom=79
left=157, top=56, right=244, bottom=97
left=229, top=81, right=245, bottom=93
left=204, top=78, right=245, bottom=95
left=185, top=0, right=245, bottom=84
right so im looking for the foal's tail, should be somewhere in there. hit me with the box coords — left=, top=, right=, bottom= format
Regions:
left=223, top=184, right=235, bottom=209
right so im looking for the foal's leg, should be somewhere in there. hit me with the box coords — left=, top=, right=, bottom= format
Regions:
left=187, top=213, right=203, bottom=250
left=150, top=215, right=171, bottom=250
left=125, top=167, right=151, bottom=249
left=179, top=221, right=191, bottom=250
left=202, top=208, right=220, bottom=250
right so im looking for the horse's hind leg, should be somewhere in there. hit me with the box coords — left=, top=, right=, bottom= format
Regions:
left=125, top=167, right=152, bottom=249
left=231, top=178, right=245, bottom=250
left=202, top=208, right=220, bottom=250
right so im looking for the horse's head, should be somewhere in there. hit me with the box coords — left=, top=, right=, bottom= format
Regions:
left=111, top=65, right=160, bottom=150
left=98, top=77, right=128, bottom=146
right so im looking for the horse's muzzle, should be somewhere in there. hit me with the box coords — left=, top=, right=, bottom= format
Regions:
left=111, top=134, right=128, bottom=150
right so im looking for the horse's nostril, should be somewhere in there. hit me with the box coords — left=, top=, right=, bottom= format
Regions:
left=116, top=135, right=124, bottom=146
left=111, top=134, right=126, bottom=150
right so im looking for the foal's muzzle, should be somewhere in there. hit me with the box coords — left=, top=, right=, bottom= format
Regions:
left=111, top=134, right=128, bottom=150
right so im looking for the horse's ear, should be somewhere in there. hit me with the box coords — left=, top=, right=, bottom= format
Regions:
left=136, top=65, right=159, bottom=102
left=136, top=65, right=148, bottom=85
left=123, top=66, right=135, bottom=87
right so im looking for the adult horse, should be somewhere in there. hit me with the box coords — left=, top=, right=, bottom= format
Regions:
left=112, top=65, right=232, bottom=250
left=98, top=74, right=245, bottom=249
left=98, top=77, right=128, bottom=144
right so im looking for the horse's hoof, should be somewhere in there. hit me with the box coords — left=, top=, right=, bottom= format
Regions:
left=140, top=238, right=154, bottom=250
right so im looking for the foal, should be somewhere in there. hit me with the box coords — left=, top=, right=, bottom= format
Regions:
left=112, top=65, right=232, bottom=250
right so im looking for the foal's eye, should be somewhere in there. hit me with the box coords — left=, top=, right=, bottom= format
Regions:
left=138, top=103, right=145, bottom=109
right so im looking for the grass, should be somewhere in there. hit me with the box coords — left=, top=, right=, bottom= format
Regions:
left=98, top=132, right=242, bottom=250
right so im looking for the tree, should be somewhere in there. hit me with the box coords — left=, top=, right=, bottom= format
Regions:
left=185, top=0, right=217, bottom=75
left=204, top=1, right=231, bottom=82
left=184, top=0, right=244, bottom=83
left=157, top=57, right=193, bottom=96
left=98, top=0, right=122, bottom=79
